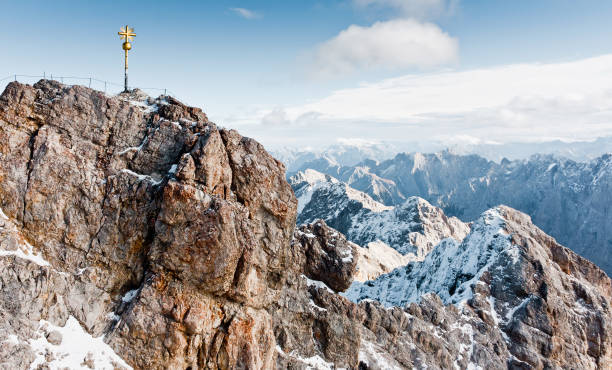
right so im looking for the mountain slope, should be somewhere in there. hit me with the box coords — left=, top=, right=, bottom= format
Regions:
left=346, top=206, right=612, bottom=369
left=297, top=151, right=612, bottom=276
left=291, top=169, right=470, bottom=258
left=0, top=80, right=297, bottom=369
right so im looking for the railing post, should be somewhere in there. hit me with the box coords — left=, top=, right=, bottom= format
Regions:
left=14, top=74, right=16, bottom=82
left=89, top=78, right=92, bottom=88
left=104, top=81, right=107, bottom=93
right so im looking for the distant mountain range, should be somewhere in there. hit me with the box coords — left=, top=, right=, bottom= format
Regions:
left=288, top=151, right=612, bottom=276
left=274, top=136, right=612, bottom=172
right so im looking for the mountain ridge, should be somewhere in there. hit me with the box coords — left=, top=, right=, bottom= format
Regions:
left=291, top=150, right=612, bottom=276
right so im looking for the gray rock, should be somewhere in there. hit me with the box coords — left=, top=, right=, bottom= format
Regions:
left=45, top=330, right=62, bottom=345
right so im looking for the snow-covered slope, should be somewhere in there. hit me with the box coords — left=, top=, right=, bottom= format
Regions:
left=353, top=241, right=415, bottom=282
left=291, top=169, right=469, bottom=258
left=344, top=207, right=514, bottom=306
left=291, top=169, right=392, bottom=215
left=344, top=205, right=612, bottom=368
left=294, top=152, right=612, bottom=276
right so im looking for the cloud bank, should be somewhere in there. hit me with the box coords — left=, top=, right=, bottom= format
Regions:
left=308, top=19, right=458, bottom=77
left=226, top=54, right=612, bottom=149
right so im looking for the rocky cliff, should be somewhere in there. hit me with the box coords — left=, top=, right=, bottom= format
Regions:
left=0, top=81, right=610, bottom=370
left=0, top=80, right=297, bottom=369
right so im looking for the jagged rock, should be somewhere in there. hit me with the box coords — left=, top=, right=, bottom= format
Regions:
left=293, top=220, right=358, bottom=292
left=291, top=169, right=470, bottom=281
left=272, top=220, right=363, bottom=369
left=294, top=151, right=612, bottom=276
left=346, top=206, right=612, bottom=369
left=0, top=80, right=295, bottom=369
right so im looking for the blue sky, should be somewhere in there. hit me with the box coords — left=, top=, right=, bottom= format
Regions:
left=2, top=1, right=612, bottom=149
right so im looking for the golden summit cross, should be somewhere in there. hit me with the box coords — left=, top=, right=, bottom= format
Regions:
left=118, top=25, right=136, bottom=92
left=118, top=25, right=136, bottom=42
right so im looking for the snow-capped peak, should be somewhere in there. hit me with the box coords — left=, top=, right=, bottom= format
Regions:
left=343, top=207, right=519, bottom=307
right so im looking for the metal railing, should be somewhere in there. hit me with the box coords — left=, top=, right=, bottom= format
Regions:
left=0, top=74, right=179, bottom=99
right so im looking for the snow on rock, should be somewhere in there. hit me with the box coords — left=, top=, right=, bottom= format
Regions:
left=276, top=345, right=336, bottom=370
left=297, top=150, right=612, bottom=276
left=346, top=196, right=470, bottom=257
left=344, top=208, right=519, bottom=307
left=291, top=170, right=469, bottom=260
left=292, top=169, right=391, bottom=215
left=28, top=316, right=131, bottom=370
left=0, top=207, right=50, bottom=267
left=352, top=205, right=612, bottom=369
left=353, top=241, right=416, bottom=282
left=121, top=289, right=140, bottom=303
left=359, top=340, right=404, bottom=370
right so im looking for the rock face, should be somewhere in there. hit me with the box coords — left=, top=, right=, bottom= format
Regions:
left=1, top=80, right=611, bottom=370
left=293, top=220, right=358, bottom=292
left=272, top=220, right=363, bottom=369
left=291, top=151, right=612, bottom=276
left=346, top=206, right=612, bottom=369
left=0, top=80, right=296, bottom=369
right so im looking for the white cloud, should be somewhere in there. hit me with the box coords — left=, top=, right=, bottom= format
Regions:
left=353, top=0, right=456, bottom=18
left=336, top=138, right=381, bottom=147
left=229, top=7, right=261, bottom=19
left=231, top=54, right=612, bottom=148
left=307, top=18, right=458, bottom=77
left=261, top=108, right=289, bottom=125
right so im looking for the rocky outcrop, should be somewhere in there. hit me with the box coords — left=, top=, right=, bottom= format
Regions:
left=0, top=80, right=296, bottom=369
left=272, top=220, right=363, bottom=369
left=293, top=220, right=358, bottom=292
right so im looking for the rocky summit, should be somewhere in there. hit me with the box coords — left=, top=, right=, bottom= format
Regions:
left=0, top=80, right=610, bottom=370
left=0, top=80, right=297, bottom=369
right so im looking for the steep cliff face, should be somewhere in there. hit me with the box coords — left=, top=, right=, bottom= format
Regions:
left=0, top=80, right=296, bottom=369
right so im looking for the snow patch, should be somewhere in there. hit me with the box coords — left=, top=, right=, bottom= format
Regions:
left=121, top=289, right=139, bottom=303
left=302, top=274, right=335, bottom=294
left=359, top=340, right=402, bottom=369
left=120, top=169, right=163, bottom=186
left=28, top=316, right=132, bottom=369
left=3, top=334, right=19, bottom=345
